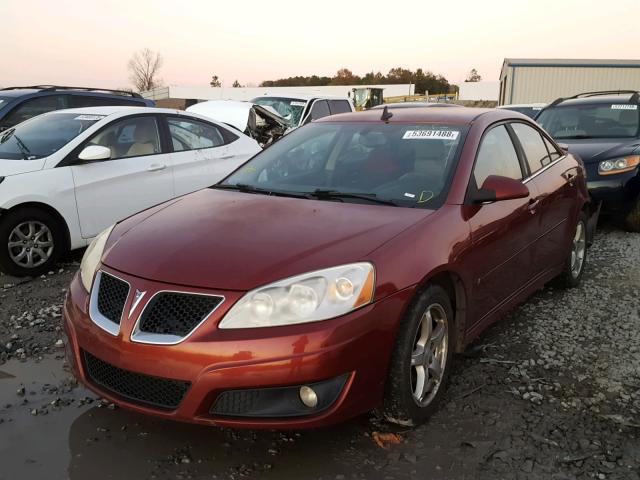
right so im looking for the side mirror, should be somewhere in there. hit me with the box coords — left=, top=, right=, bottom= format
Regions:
left=78, top=145, right=111, bottom=162
left=473, top=175, right=529, bottom=204
left=557, top=143, right=569, bottom=152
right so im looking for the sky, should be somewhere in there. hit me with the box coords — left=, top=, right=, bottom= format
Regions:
left=2, top=0, right=640, bottom=90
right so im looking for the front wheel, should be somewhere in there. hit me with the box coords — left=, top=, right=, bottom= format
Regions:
left=0, top=207, right=66, bottom=277
left=383, top=285, right=455, bottom=426
left=555, top=212, right=588, bottom=288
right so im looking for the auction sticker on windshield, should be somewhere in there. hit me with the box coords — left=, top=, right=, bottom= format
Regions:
left=611, top=104, right=638, bottom=110
left=74, top=115, right=106, bottom=121
left=402, top=130, right=460, bottom=140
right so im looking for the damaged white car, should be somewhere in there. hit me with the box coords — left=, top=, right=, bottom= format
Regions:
left=187, top=100, right=289, bottom=147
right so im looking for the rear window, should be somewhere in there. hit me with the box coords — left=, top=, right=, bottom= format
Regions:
left=537, top=103, right=640, bottom=139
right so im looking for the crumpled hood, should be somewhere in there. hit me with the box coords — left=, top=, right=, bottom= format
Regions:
left=0, top=159, right=46, bottom=176
left=103, top=189, right=432, bottom=291
left=563, top=138, right=640, bottom=164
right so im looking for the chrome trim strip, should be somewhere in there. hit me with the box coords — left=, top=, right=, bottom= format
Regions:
left=130, top=290, right=225, bottom=346
left=523, top=154, right=567, bottom=184
left=88, top=270, right=131, bottom=337
left=128, top=289, right=147, bottom=318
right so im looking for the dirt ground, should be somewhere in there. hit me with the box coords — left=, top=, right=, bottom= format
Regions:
left=1, top=224, right=639, bottom=480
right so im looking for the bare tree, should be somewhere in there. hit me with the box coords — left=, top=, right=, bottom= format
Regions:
left=232, top=80, right=243, bottom=88
left=210, top=75, right=221, bottom=87
left=465, top=68, right=482, bottom=82
left=128, top=48, right=163, bottom=92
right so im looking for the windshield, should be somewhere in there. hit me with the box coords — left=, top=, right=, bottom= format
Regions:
left=251, top=97, right=307, bottom=126
left=222, top=122, right=466, bottom=209
left=537, top=103, right=640, bottom=139
left=0, top=113, right=104, bottom=160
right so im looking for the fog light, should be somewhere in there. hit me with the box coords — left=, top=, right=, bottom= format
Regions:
left=299, top=385, right=318, bottom=408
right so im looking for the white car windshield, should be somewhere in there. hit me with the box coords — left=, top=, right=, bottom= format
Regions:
left=251, top=97, right=306, bottom=126
left=0, top=113, right=104, bottom=160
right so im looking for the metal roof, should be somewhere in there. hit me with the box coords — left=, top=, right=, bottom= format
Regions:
left=501, top=58, right=640, bottom=77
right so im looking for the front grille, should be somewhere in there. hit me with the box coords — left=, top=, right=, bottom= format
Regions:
left=138, top=292, right=223, bottom=338
left=96, top=272, right=129, bottom=324
left=83, top=351, right=190, bottom=410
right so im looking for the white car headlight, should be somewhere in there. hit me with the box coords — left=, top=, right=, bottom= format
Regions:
left=219, top=262, right=375, bottom=329
left=80, top=225, right=115, bottom=292
left=598, top=155, right=640, bottom=175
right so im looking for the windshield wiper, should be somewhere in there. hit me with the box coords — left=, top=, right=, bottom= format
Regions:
left=212, top=183, right=309, bottom=199
left=13, top=134, right=32, bottom=160
left=554, top=134, right=593, bottom=139
left=308, top=189, right=398, bottom=206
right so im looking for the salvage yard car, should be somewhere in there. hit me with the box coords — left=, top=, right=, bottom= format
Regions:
left=0, top=85, right=154, bottom=131
left=64, top=107, right=590, bottom=429
left=187, top=100, right=289, bottom=146
left=0, top=106, right=261, bottom=276
left=536, top=91, right=640, bottom=231
left=251, top=94, right=354, bottom=128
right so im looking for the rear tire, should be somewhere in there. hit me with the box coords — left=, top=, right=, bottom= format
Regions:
left=383, top=285, right=455, bottom=426
left=0, top=207, right=66, bottom=277
left=624, top=199, right=640, bottom=233
left=555, top=212, right=587, bottom=288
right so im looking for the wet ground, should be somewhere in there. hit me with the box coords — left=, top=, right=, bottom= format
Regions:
left=1, top=226, right=639, bottom=480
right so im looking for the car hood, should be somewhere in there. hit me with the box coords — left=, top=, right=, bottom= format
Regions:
left=561, top=138, right=640, bottom=164
left=0, top=159, right=46, bottom=176
left=103, top=188, right=432, bottom=291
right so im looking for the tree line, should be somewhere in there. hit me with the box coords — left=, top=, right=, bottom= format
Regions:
left=260, top=68, right=455, bottom=94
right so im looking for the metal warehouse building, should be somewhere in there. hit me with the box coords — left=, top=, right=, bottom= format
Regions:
left=499, top=58, right=640, bottom=105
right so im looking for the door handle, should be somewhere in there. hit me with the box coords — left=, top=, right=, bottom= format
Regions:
left=528, top=198, right=540, bottom=214
left=147, top=163, right=166, bottom=172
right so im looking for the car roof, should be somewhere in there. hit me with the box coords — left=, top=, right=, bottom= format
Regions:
left=45, top=106, right=159, bottom=116
left=552, top=93, right=638, bottom=107
left=317, top=106, right=519, bottom=125
left=252, top=94, right=348, bottom=101
left=498, top=103, right=547, bottom=109
left=0, top=89, right=40, bottom=98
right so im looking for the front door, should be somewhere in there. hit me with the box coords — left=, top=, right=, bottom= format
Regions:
left=71, top=115, right=174, bottom=238
left=465, top=124, right=541, bottom=325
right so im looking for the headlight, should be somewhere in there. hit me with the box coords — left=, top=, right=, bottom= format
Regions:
left=80, top=225, right=115, bottom=292
left=219, top=262, right=375, bottom=329
left=598, top=155, right=640, bottom=175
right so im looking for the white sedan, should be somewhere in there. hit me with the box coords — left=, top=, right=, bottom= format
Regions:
left=0, top=106, right=261, bottom=276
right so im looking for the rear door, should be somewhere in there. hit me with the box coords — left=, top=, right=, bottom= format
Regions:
left=465, top=124, right=541, bottom=324
left=510, top=122, right=575, bottom=272
left=164, top=115, right=255, bottom=196
left=70, top=114, right=174, bottom=238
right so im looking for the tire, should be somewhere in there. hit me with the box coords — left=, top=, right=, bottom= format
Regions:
left=383, top=284, right=455, bottom=426
left=0, top=207, right=66, bottom=277
left=555, top=211, right=588, bottom=289
left=624, top=199, right=640, bottom=233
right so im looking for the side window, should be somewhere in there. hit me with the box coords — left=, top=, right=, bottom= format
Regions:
left=87, top=116, right=161, bottom=159
left=168, top=117, right=226, bottom=151
left=543, top=136, right=562, bottom=162
left=68, top=95, right=141, bottom=108
left=309, top=100, right=330, bottom=120
left=328, top=100, right=351, bottom=115
left=511, top=123, right=552, bottom=175
left=1, top=95, right=64, bottom=128
left=474, top=125, right=523, bottom=187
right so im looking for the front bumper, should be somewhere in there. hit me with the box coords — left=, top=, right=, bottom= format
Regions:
left=63, top=268, right=414, bottom=429
left=586, top=166, right=640, bottom=215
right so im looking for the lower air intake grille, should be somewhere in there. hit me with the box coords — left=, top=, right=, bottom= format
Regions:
left=83, top=351, right=190, bottom=410
left=96, top=272, right=129, bottom=324
left=138, top=292, right=223, bottom=337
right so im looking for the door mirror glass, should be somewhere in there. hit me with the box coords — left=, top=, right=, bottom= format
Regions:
left=473, top=175, right=529, bottom=204
left=78, top=145, right=111, bottom=161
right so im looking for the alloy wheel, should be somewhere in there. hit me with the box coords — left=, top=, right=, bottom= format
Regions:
left=410, top=303, right=449, bottom=407
left=7, top=221, right=54, bottom=269
left=571, top=221, right=586, bottom=278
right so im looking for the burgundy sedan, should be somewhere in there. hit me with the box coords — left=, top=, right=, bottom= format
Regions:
left=64, top=107, right=591, bottom=428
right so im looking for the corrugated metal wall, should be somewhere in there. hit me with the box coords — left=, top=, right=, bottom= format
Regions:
left=502, top=66, right=640, bottom=104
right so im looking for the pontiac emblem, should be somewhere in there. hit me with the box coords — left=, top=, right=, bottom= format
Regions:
left=129, top=289, right=146, bottom=317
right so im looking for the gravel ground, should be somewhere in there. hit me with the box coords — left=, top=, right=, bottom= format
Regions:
left=0, top=226, right=639, bottom=480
